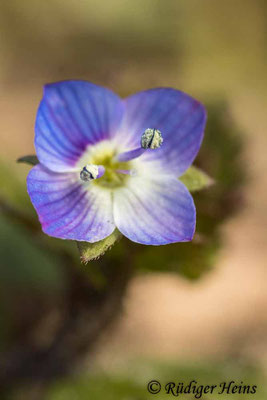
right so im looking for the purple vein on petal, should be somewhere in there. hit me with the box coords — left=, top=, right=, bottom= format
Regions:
left=37, top=124, right=78, bottom=162
left=155, top=95, right=190, bottom=128
left=125, top=195, right=173, bottom=242
left=58, top=85, right=98, bottom=144
left=122, top=92, right=151, bottom=141
left=118, top=197, right=155, bottom=242
left=78, top=194, right=102, bottom=238
left=175, top=114, right=205, bottom=152
left=162, top=103, right=204, bottom=153
left=46, top=100, right=86, bottom=151
left=41, top=190, right=88, bottom=224
left=136, top=90, right=175, bottom=132
left=154, top=189, right=195, bottom=219
left=55, top=86, right=96, bottom=146
left=128, top=92, right=160, bottom=136
left=164, top=118, right=203, bottom=164
left=127, top=188, right=186, bottom=238
left=35, top=141, right=78, bottom=164
left=40, top=109, right=81, bottom=157
left=85, top=87, right=104, bottom=141
left=123, top=92, right=148, bottom=127
left=121, top=187, right=176, bottom=239
left=42, top=103, right=82, bottom=153
left=37, top=184, right=82, bottom=210
left=101, top=89, right=109, bottom=138
left=52, top=191, right=96, bottom=236
left=28, top=175, right=75, bottom=184
left=69, top=85, right=99, bottom=142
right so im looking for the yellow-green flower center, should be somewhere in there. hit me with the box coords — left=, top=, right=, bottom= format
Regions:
left=77, top=141, right=132, bottom=189
left=91, top=150, right=131, bottom=188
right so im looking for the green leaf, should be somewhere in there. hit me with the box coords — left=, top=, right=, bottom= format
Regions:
left=0, top=214, right=65, bottom=291
left=179, top=166, right=214, bottom=192
left=77, top=230, right=122, bottom=263
left=17, top=155, right=39, bottom=166
left=0, top=161, right=30, bottom=210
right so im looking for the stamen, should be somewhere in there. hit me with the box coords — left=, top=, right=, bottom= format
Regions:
left=117, top=128, right=163, bottom=162
left=117, top=147, right=145, bottom=162
left=80, top=164, right=105, bottom=182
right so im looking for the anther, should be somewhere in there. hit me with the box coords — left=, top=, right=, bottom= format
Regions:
left=80, top=164, right=105, bottom=182
left=141, top=128, right=163, bottom=149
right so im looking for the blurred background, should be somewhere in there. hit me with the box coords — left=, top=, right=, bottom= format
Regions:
left=0, top=0, right=267, bottom=399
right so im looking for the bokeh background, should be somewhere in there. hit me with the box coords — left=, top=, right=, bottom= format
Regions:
left=0, top=0, right=267, bottom=399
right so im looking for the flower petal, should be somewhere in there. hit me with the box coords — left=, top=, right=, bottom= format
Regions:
left=27, top=164, right=115, bottom=242
left=113, top=175, right=196, bottom=245
left=35, top=80, right=124, bottom=172
left=117, top=88, right=206, bottom=176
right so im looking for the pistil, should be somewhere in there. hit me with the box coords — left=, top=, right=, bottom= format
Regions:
left=115, top=169, right=137, bottom=176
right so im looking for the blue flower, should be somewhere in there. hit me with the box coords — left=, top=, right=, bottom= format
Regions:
left=27, top=81, right=206, bottom=245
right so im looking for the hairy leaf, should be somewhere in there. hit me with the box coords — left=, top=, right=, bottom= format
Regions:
left=77, top=230, right=122, bottom=263
left=179, top=166, right=213, bottom=192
